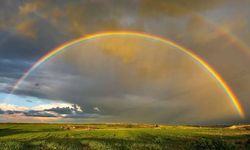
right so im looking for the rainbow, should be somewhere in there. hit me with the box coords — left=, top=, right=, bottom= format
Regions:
left=10, top=31, right=245, bottom=118
left=194, top=14, right=250, bottom=59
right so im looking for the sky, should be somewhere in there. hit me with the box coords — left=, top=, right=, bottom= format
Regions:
left=0, top=0, right=250, bottom=124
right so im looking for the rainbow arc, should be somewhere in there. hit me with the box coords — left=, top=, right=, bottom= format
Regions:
left=9, top=31, right=245, bottom=118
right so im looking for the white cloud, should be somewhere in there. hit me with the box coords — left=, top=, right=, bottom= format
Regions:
left=32, top=103, right=75, bottom=111
left=93, top=107, right=100, bottom=112
left=0, top=103, right=29, bottom=111
left=0, top=102, right=82, bottom=112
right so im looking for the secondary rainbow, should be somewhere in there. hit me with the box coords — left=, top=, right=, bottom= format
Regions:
left=10, top=31, right=245, bottom=118
left=194, top=14, right=250, bottom=59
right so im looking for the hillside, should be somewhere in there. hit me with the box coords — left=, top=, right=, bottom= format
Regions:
left=0, top=123, right=249, bottom=150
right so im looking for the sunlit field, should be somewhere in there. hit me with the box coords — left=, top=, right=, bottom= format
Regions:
left=0, top=123, right=249, bottom=150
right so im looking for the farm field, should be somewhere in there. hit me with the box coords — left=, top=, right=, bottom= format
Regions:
left=0, top=123, right=249, bottom=150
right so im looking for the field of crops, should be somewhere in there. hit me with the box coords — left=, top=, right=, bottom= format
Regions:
left=0, top=123, right=249, bottom=150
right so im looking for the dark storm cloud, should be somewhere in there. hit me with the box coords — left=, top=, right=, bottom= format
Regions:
left=24, top=109, right=101, bottom=119
left=0, top=109, right=4, bottom=114
left=11, top=36, right=241, bottom=124
left=0, top=0, right=227, bottom=39
left=0, top=0, right=233, bottom=83
left=0, top=110, right=22, bottom=115
left=139, top=0, right=226, bottom=17
left=23, top=110, right=57, bottom=117
left=44, top=107, right=73, bottom=115
left=0, top=103, right=101, bottom=119
left=44, top=104, right=81, bottom=115
left=0, top=21, right=69, bottom=93
left=0, top=0, right=250, bottom=124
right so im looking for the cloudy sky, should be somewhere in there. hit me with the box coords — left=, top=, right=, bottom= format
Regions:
left=0, top=0, right=250, bottom=124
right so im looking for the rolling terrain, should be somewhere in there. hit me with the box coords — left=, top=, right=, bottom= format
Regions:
left=0, top=123, right=249, bottom=150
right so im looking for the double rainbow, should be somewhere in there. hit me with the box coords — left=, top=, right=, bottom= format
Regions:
left=195, top=14, right=250, bottom=59
left=10, top=31, right=245, bottom=118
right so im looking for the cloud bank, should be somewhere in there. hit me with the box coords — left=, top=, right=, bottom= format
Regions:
left=0, top=103, right=104, bottom=123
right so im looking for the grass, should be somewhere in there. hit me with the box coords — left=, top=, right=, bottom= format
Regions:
left=0, top=123, right=249, bottom=150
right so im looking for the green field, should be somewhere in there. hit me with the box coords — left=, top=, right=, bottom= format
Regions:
left=0, top=123, right=249, bottom=150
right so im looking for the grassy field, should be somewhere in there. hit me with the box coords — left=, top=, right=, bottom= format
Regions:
left=0, top=123, right=249, bottom=150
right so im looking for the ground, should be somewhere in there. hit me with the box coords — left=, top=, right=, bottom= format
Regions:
left=0, top=123, right=249, bottom=150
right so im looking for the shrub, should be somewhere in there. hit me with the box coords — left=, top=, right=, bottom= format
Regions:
left=191, top=138, right=235, bottom=150
left=0, top=141, right=24, bottom=150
